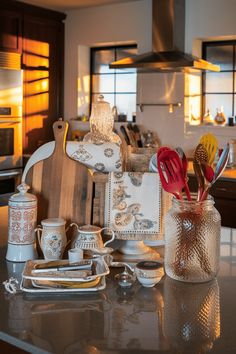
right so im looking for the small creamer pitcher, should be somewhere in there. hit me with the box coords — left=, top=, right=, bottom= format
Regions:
left=70, top=224, right=115, bottom=251
left=36, top=218, right=69, bottom=260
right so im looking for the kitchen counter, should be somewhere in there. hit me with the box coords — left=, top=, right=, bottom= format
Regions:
left=188, top=161, right=236, bottom=181
left=1, top=206, right=236, bottom=354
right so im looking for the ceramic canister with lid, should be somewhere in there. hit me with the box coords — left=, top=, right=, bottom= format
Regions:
left=6, top=183, right=37, bottom=262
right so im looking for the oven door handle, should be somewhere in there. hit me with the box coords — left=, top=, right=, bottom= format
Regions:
left=0, top=170, right=22, bottom=178
left=0, top=119, right=21, bottom=124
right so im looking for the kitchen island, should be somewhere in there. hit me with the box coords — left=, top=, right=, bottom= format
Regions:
left=0, top=206, right=236, bottom=354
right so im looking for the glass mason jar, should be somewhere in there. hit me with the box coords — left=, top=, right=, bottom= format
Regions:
left=164, top=196, right=221, bottom=283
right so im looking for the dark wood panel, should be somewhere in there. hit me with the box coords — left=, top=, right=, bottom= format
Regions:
left=0, top=10, right=22, bottom=53
left=0, top=0, right=65, bottom=156
left=188, top=175, right=236, bottom=228
left=0, top=0, right=66, bottom=22
left=0, top=340, right=29, bottom=354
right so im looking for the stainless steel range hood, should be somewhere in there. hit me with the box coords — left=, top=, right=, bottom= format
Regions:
left=110, top=0, right=220, bottom=72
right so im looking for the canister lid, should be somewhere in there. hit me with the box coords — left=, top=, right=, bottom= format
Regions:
left=78, top=224, right=101, bottom=233
left=9, top=183, right=37, bottom=203
left=41, top=218, right=66, bottom=227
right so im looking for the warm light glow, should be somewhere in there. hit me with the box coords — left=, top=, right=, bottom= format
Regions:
left=184, top=72, right=202, bottom=125
left=168, top=103, right=174, bottom=113
left=22, top=39, right=50, bottom=152
left=78, top=75, right=90, bottom=92
left=164, top=73, right=177, bottom=100
left=41, top=79, right=48, bottom=91
left=0, top=86, right=22, bottom=106
left=24, top=39, right=49, bottom=68
left=187, top=73, right=201, bottom=95
left=77, top=75, right=90, bottom=114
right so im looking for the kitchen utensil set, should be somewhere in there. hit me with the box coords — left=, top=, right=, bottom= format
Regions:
left=157, top=133, right=229, bottom=202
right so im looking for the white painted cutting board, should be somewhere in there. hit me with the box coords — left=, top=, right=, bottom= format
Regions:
left=22, top=141, right=122, bottom=182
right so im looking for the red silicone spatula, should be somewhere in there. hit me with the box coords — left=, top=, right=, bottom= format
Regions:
left=157, top=149, right=191, bottom=200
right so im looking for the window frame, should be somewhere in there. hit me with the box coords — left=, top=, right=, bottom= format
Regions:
left=90, top=44, right=137, bottom=118
left=202, top=40, right=236, bottom=118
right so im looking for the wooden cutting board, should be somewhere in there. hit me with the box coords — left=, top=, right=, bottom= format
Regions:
left=25, top=120, right=93, bottom=230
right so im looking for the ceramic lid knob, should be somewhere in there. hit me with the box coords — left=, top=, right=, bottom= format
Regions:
left=9, top=183, right=37, bottom=203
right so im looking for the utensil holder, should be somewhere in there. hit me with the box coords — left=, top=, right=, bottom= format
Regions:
left=164, top=196, right=221, bottom=283
left=127, top=146, right=157, bottom=172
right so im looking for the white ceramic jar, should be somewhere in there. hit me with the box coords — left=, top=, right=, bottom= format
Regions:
left=36, top=218, right=68, bottom=260
left=6, top=183, right=37, bottom=262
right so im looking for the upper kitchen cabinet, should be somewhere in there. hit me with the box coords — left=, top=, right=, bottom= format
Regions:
left=0, top=9, right=22, bottom=53
left=0, top=1, right=66, bottom=155
left=22, top=14, right=65, bottom=154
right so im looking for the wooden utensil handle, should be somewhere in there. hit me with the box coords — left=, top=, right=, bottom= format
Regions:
left=53, top=120, right=68, bottom=153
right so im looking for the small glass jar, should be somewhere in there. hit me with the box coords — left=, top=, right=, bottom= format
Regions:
left=83, top=95, right=121, bottom=144
left=164, top=196, right=221, bottom=283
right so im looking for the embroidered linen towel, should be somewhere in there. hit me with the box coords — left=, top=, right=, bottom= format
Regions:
left=67, top=142, right=122, bottom=172
left=105, top=172, right=162, bottom=240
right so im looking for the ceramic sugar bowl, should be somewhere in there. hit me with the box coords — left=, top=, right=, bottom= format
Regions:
left=70, top=224, right=115, bottom=251
left=135, top=261, right=164, bottom=288
left=36, top=218, right=69, bottom=260
left=6, top=183, right=37, bottom=262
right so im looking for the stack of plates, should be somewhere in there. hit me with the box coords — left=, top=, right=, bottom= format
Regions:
left=20, top=257, right=109, bottom=294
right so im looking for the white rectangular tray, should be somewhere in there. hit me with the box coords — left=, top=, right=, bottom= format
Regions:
left=20, top=276, right=106, bottom=293
left=22, top=256, right=109, bottom=282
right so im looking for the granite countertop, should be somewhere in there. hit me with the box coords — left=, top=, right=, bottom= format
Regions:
left=0, top=206, right=236, bottom=354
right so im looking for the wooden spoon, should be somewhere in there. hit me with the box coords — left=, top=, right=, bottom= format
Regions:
left=194, top=144, right=208, bottom=201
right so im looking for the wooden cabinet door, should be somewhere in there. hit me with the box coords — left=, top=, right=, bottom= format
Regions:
left=22, top=15, right=64, bottom=154
left=188, top=175, right=236, bottom=228
left=0, top=10, right=22, bottom=53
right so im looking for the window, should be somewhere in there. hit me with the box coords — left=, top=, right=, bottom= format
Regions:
left=202, top=40, right=236, bottom=119
left=90, top=45, right=137, bottom=121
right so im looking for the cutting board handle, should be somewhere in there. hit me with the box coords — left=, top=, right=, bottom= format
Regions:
left=53, top=119, right=68, bottom=153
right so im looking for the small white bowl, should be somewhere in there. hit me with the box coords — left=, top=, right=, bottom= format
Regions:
left=135, top=261, right=164, bottom=288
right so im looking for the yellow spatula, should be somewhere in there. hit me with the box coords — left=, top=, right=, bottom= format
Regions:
left=199, top=133, right=218, bottom=166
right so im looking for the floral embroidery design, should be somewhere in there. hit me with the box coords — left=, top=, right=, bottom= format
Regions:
left=23, top=210, right=35, bottom=221
left=115, top=160, right=122, bottom=169
left=94, top=163, right=105, bottom=172
left=11, top=210, right=21, bottom=221
left=107, top=172, right=161, bottom=236
left=104, top=148, right=114, bottom=158
left=112, top=185, right=131, bottom=211
left=71, top=146, right=92, bottom=162
left=128, top=172, right=143, bottom=186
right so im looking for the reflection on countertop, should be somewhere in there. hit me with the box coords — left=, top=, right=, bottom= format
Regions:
left=1, top=272, right=221, bottom=354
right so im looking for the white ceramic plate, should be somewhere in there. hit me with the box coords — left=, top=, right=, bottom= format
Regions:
left=22, top=257, right=110, bottom=282
left=20, top=276, right=106, bottom=293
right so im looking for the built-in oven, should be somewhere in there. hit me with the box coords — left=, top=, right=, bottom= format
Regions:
left=0, top=169, right=22, bottom=205
left=0, top=111, right=23, bottom=170
left=0, top=60, right=23, bottom=204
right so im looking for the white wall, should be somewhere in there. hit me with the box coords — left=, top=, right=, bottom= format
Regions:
left=185, top=0, right=236, bottom=55
left=64, top=0, right=152, bottom=120
left=64, top=0, right=236, bottom=155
